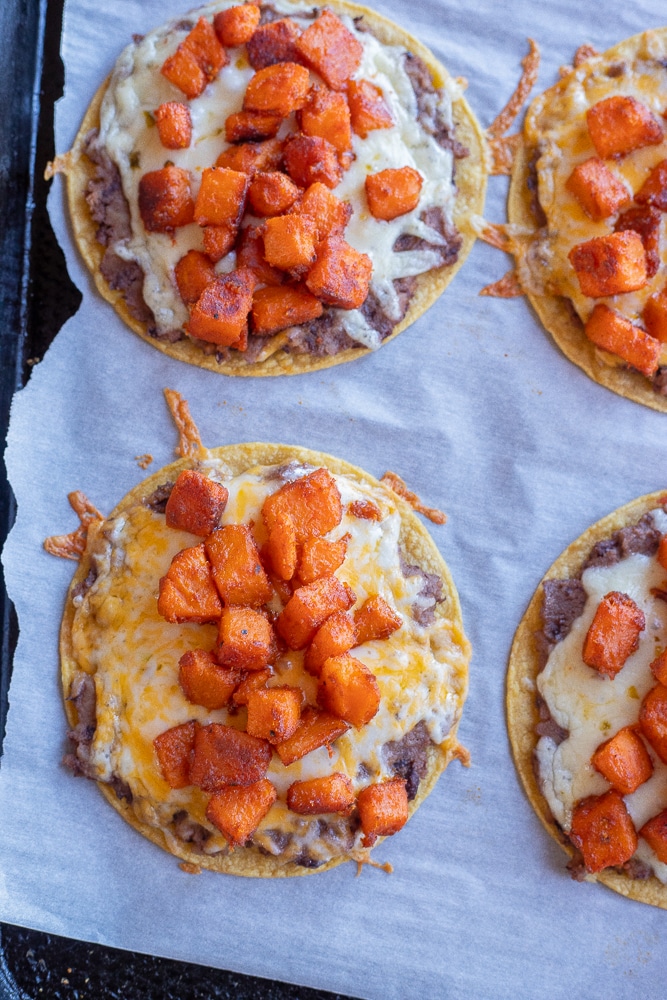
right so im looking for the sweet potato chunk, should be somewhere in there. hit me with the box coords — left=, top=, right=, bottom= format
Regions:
left=205, top=523, right=273, bottom=607
left=194, top=167, right=248, bottom=228
left=295, top=10, right=362, bottom=90
left=298, top=86, right=352, bottom=153
left=586, top=95, right=663, bottom=158
left=174, top=250, right=217, bottom=305
left=356, top=779, right=408, bottom=848
left=365, top=167, right=423, bottom=221
left=161, top=47, right=206, bottom=101
left=213, top=4, right=261, bottom=48
left=263, top=517, right=298, bottom=581
left=202, top=223, right=239, bottom=263
left=639, top=809, right=667, bottom=864
left=236, top=226, right=284, bottom=286
left=252, top=285, right=323, bottom=336
left=354, top=595, right=402, bottom=645
left=248, top=172, right=300, bottom=217
left=275, top=706, right=350, bottom=765
left=263, top=214, right=318, bottom=271
left=206, top=778, right=277, bottom=845
left=585, top=304, right=661, bottom=378
left=138, top=166, right=194, bottom=233
left=318, top=653, right=380, bottom=727
left=582, top=590, right=645, bottom=678
left=165, top=470, right=229, bottom=536
left=246, top=17, right=302, bottom=69
left=659, top=534, right=667, bottom=571
left=569, top=230, right=647, bottom=297
left=262, top=467, right=343, bottom=547
left=650, top=648, right=667, bottom=686
left=643, top=288, right=667, bottom=344
left=225, top=110, right=283, bottom=143
left=277, top=575, right=355, bottom=649
left=293, top=182, right=352, bottom=242
left=306, top=235, right=372, bottom=309
left=287, top=773, right=355, bottom=814
left=216, top=137, right=283, bottom=176
left=190, top=723, right=272, bottom=790
left=243, top=62, right=310, bottom=116
left=591, top=726, right=653, bottom=795
left=636, top=158, right=667, bottom=213
left=246, top=686, right=302, bottom=743
left=348, top=499, right=381, bottom=520
left=232, top=667, right=273, bottom=707
left=569, top=790, right=637, bottom=873
left=157, top=543, right=222, bottom=623
left=347, top=79, right=393, bottom=137
left=304, top=611, right=357, bottom=676
left=186, top=268, right=255, bottom=347
left=179, top=649, right=241, bottom=710
left=216, top=606, right=273, bottom=671
left=298, top=535, right=348, bottom=585
left=639, top=683, right=667, bottom=764
left=154, top=721, right=195, bottom=788
left=565, top=157, right=630, bottom=221
left=283, top=134, right=342, bottom=190
left=154, top=101, right=192, bottom=150
left=162, top=18, right=227, bottom=98
left=614, top=206, right=661, bottom=279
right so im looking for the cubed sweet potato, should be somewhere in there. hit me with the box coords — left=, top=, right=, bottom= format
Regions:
left=356, top=779, right=408, bottom=848
left=216, top=606, right=274, bottom=671
left=248, top=172, right=301, bottom=217
left=161, top=46, right=207, bottom=100
left=569, top=230, right=647, bottom=297
left=236, top=226, right=284, bottom=286
left=298, top=535, right=348, bottom=585
left=178, top=649, right=241, bottom=710
left=232, top=667, right=273, bottom=707
left=252, top=284, right=323, bottom=336
left=154, top=721, right=196, bottom=788
left=162, top=17, right=227, bottom=98
left=304, top=611, right=357, bottom=676
left=614, top=206, right=661, bottom=279
left=157, top=543, right=222, bottom=623
left=287, top=772, right=355, bottom=814
left=277, top=575, right=355, bottom=650
left=165, top=470, right=229, bottom=536
left=569, top=790, right=638, bottom=873
left=565, top=157, right=630, bottom=221
left=275, top=706, right=350, bottom=765
left=643, top=288, right=667, bottom=344
left=365, top=166, right=423, bottom=221
left=263, top=214, right=318, bottom=271
left=243, top=62, right=310, bottom=117
left=138, top=166, right=194, bottom=232
left=590, top=726, right=653, bottom=795
left=354, top=595, right=402, bottom=645
left=347, top=79, right=393, bottom=137
left=262, top=467, right=343, bottom=546
left=305, top=235, right=372, bottom=309
left=263, top=517, right=298, bottom=581
left=186, top=268, right=255, bottom=346
left=659, top=534, right=667, bottom=571
left=246, top=17, right=302, bottom=69
left=582, top=590, right=645, bottom=678
left=154, top=101, right=192, bottom=150
left=585, top=304, right=661, bottom=378
left=283, top=134, right=342, bottom=190
left=174, top=250, right=217, bottom=305
left=194, top=167, right=249, bottom=228
left=205, top=523, right=273, bottom=607
left=292, top=182, right=352, bottom=242
left=639, top=683, right=667, bottom=764
left=586, top=95, right=663, bottom=158
left=246, top=686, right=302, bottom=743
left=318, top=653, right=380, bottom=727
left=190, top=722, right=272, bottom=790
left=225, top=110, right=283, bottom=143
left=216, top=137, right=283, bottom=175
left=347, top=499, right=381, bottom=520
left=206, top=778, right=277, bottom=845
left=298, top=86, right=352, bottom=153
left=639, top=809, right=667, bottom=864
left=295, top=10, right=362, bottom=91
left=202, top=222, right=239, bottom=263
left=650, top=648, right=667, bottom=686
left=213, top=3, right=261, bottom=48
left=635, top=159, right=667, bottom=210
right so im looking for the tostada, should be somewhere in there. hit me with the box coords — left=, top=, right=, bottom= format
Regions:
left=59, top=0, right=486, bottom=375
left=507, top=490, right=667, bottom=906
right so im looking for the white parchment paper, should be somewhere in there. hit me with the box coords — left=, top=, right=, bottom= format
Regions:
left=2, top=0, right=667, bottom=996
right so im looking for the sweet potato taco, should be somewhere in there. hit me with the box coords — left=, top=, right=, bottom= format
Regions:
left=507, top=490, right=667, bottom=906
left=59, top=0, right=487, bottom=376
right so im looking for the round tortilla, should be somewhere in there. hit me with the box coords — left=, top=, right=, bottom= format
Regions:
left=508, top=31, right=667, bottom=414
left=63, top=0, right=487, bottom=377
left=507, top=488, right=667, bottom=907
left=60, top=442, right=470, bottom=876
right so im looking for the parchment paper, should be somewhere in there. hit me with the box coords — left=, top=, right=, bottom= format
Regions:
left=2, top=0, right=667, bottom=996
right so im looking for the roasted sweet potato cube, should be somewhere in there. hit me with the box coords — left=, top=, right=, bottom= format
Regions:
left=263, top=214, right=318, bottom=271
left=354, top=595, right=402, bottom=645
left=591, top=726, right=653, bottom=795
left=298, top=535, right=348, bottom=586
left=276, top=575, right=355, bottom=650
left=154, top=721, right=196, bottom=788
left=318, top=653, right=380, bottom=727
left=569, top=230, right=647, bottom=297
left=246, top=17, right=302, bottom=69
left=157, top=543, right=222, bottom=622
left=186, top=268, right=255, bottom=346
left=262, top=467, right=343, bottom=545
left=183, top=17, right=227, bottom=81
left=232, top=667, right=273, bottom=707
left=565, top=157, right=630, bottom=221
left=651, top=648, right=667, bottom=686
left=586, top=95, right=663, bottom=158
left=365, top=166, right=423, bottom=221
left=283, top=134, right=342, bottom=190
left=263, top=516, right=298, bottom=580
left=582, top=590, right=645, bottom=678
left=194, top=167, right=248, bottom=228
left=295, top=10, right=363, bottom=90
left=298, top=86, right=352, bottom=153
left=248, top=172, right=300, bottom=217
left=639, top=809, right=667, bottom=864
left=306, top=235, right=372, bottom=309
left=347, top=79, right=393, bottom=137
left=174, top=250, right=217, bottom=304
left=569, top=790, right=638, bottom=873
left=236, top=226, right=284, bottom=286
left=275, top=706, right=350, bottom=765
left=304, top=611, right=357, bottom=677
left=216, top=137, right=283, bottom=175
left=659, top=534, right=667, bottom=571
left=585, top=304, right=661, bottom=378
left=287, top=772, right=355, bottom=814
left=243, top=62, right=310, bottom=116
left=202, top=223, right=239, bottom=263
left=178, top=649, right=241, bottom=710
left=216, top=606, right=274, bottom=671
left=252, top=284, right=323, bottom=337
left=154, top=101, right=192, bottom=150
left=190, top=722, right=272, bottom=790
left=161, top=46, right=207, bottom=100
left=348, top=499, right=381, bottom=520
left=356, top=779, right=408, bottom=847
left=639, top=683, right=667, bottom=764
left=615, top=206, right=661, bottom=279
left=643, top=288, right=667, bottom=343
left=225, top=110, right=283, bottom=143
left=246, top=686, right=302, bottom=743
left=165, top=470, right=229, bottom=536
left=205, top=523, right=273, bottom=608
left=635, top=158, right=667, bottom=211
left=138, top=166, right=194, bottom=232
left=293, top=182, right=352, bottom=242
left=206, top=778, right=277, bottom=845
left=213, top=3, right=261, bottom=47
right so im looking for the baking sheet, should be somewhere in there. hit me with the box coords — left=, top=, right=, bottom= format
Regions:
left=1, top=0, right=667, bottom=997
